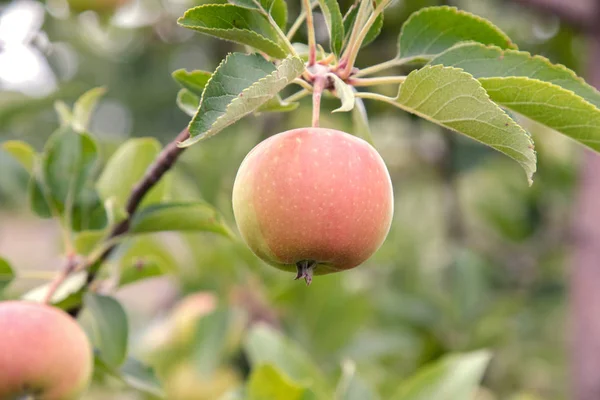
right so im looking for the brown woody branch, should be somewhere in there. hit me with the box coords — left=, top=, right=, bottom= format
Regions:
left=47, top=127, right=190, bottom=315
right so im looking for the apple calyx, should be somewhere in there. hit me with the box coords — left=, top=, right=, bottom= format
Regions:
left=294, top=260, right=317, bottom=285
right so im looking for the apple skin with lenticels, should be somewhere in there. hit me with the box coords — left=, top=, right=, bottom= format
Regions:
left=232, top=127, right=394, bottom=284
left=0, top=301, right=93, bottom=400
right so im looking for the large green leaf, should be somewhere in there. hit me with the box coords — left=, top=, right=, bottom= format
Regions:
left=42, top=127, right=99, bottom=207
left=374, top=65, right=536, bottom=184
left=181, top=54, right=304, bottom=147
left=391, top=350, right=492, bottom=400
left=129, top=202, right=235, bottom=238
left=97, top=138, right=166, bottom=212
left=229, top=0, right=288, bottom=30
left=2, top=140, right=36, bottom=174
left=70, top=186, right=108, bottom=231
left=80, top=293, right=129, bottom=368
left=317, top=0, right=344, bottom=56
left=244, top=325, right=331, bottom=398
left=28, top=178, right=53, bottom=218
left=398, top=6, right=515, bottom=60
left=178, top=4, right=288, bottom=58
left=248, top=364, right=306, bottom=400
left=480, top=77, right=600, bottom=152
left=0, top=257, right=14, bottom=294
left=172, top=69, right=212, bottom=97
left=430, top=42, right=600, bottom=108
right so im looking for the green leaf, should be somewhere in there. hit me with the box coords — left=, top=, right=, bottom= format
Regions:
left=479, top=77, right=600, bottom=153
left=317, top=0, right=344, bottom=56
left=248, top=364, right=306, bottom=400
left=193, top=309, right=234, bottom=374
left=430, top=42, right=600, bottom=108
left=42, top=127, right=99, bottom=208
left=382, top=65, right=536, bottom=184
left=343, top=6, right=382, bottom=49
left=72, top=87, right=106, bottom=132
left=229, top=0, right=288, bottom=30
left=398, top=6, right=515, bottom=60
left=178, top=4, right=288, bottom=58
left=255, top=94, right=299, bottom=113
left=28, top=178, right=53, bottom=218
left=181, top=54, right=304, bottom=146
left=80, top=293, right=129, bottom=368
left=129, top=202, right=235, bottom=238
left=54, top=100, right=73, bottom=127
left=22, top=272, right=87, bottom=306
left=0, top=257, right=14, bottom=293
left=172, top=69, right=212, bottom=97
left=74, top=230, right=105, bottom=256
left=118, top=236, right=176, bottom=287
left=335, top=360, right=380, bottom=400
left=391, top=350, right=492, bottom=400
left=328, top=73, right=355, bottom=112
left=177, top=89, right=200, bottom=117
left=120, top=358, right=165, bottom=398
left=351, top=97, right=374, bottom=145
left=95, top=356, right=165, bottom=398
left=2, top=140, right=36, bottom=174
left=70, top=186, right=108, bottom=231
left=244, top=324, right=331, bottom=398
left=97, top=138, right=166, bottom=211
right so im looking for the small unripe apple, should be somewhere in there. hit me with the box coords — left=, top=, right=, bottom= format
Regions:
left=67, top=0, right=129, bottom=15
left=232, top=127, right=394, bottom=283
left=0, top=301, right=93, bottom=400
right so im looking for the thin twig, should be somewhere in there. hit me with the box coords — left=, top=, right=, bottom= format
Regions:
left=312, top=76, right=326, bottom=127
left=287, top=1, right=318, bottom=40
left=283, top=89, right=311, bottom=103
left=44, top=253, right=78, bottom=304
left=349, top=76, right=406, bottom=87
left=303, top=0, right=317, bottom=65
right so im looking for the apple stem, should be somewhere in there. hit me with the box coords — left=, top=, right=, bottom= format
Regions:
left=295, top=260, right=316, bottom=285
left=311, top=75, right=326, bottom=128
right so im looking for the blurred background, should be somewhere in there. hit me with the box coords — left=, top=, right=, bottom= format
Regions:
left=0, top=0, right=599, bottom=399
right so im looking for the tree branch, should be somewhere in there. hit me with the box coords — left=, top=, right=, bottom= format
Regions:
left=52, top=127, right=191, bottom=315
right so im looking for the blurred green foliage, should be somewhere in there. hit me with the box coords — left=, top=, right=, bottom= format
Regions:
left=0, top=0, right=584, bottom=399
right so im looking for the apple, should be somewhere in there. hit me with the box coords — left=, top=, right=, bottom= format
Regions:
left=67, top=0, right=129, bottom=15
left=232, top=127, right=394, bottom=284
left=0, top=301, right=93, bottom=400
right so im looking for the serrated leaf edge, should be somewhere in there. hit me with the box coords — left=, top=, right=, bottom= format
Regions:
left=430, top=41, right=600, bottom=109
left=179, top=55, right=304, bottom=147
left=479, top=75, right=600, bottom=149
left=395, top=65, right=536, bottom=184
left=177, top=4, right=288, bottom=58
left=398, top=5, right=517, bottom=58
